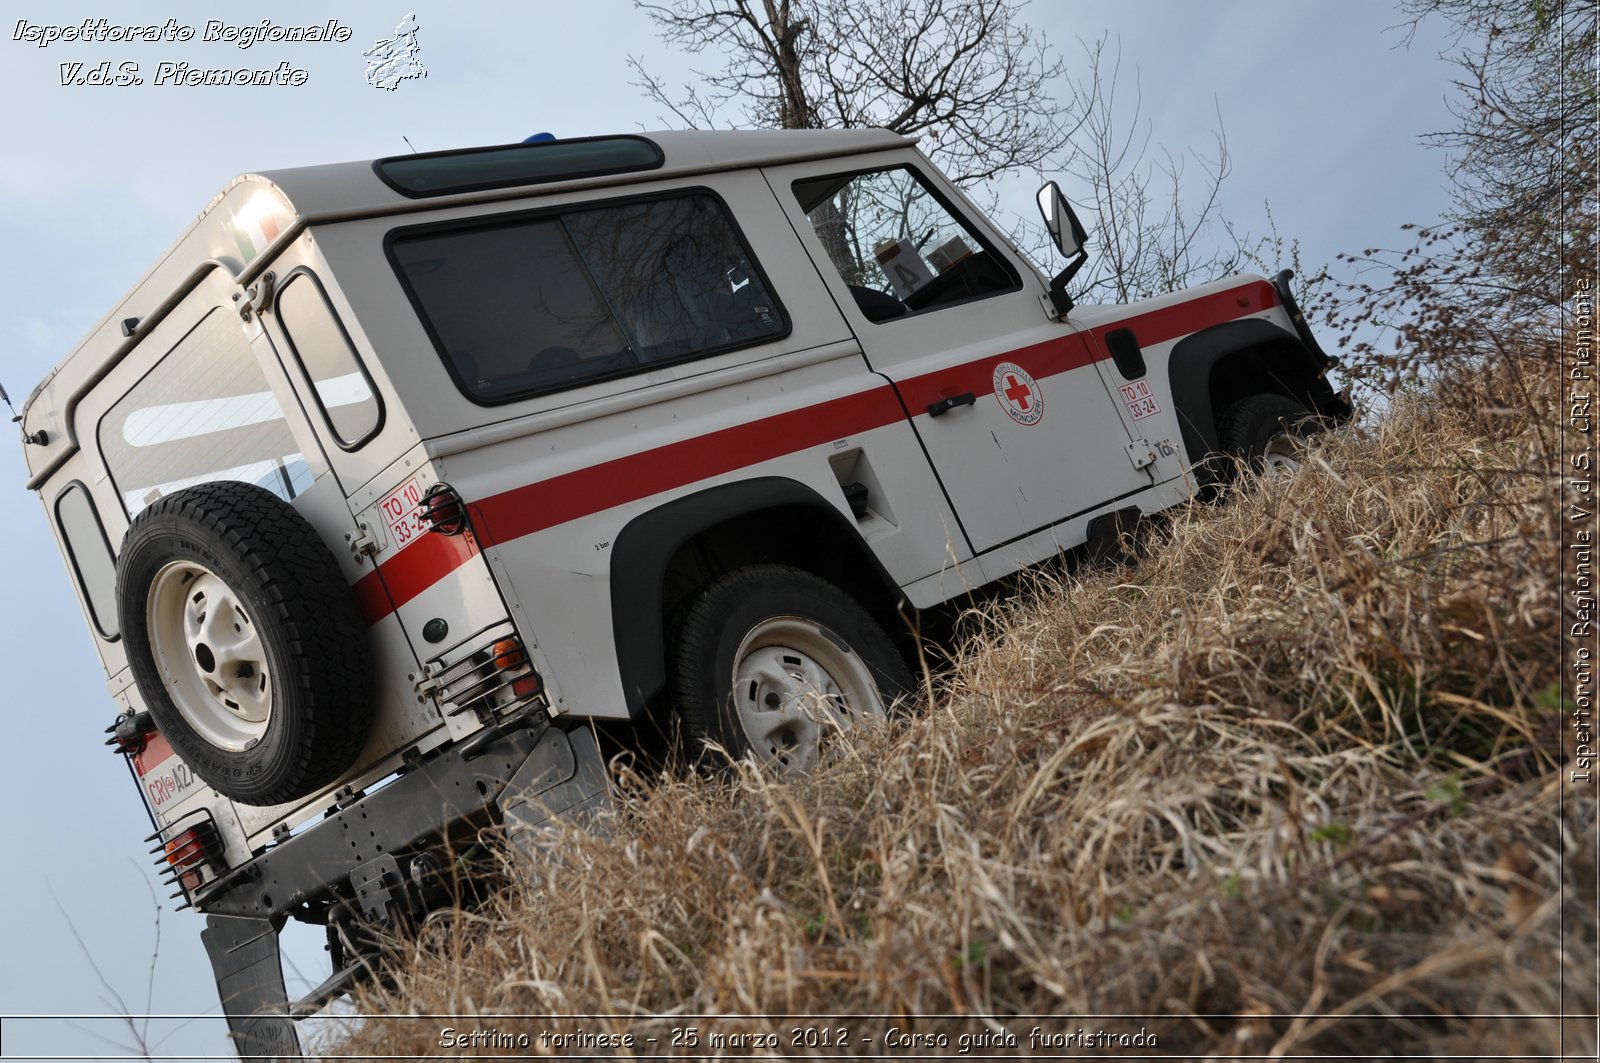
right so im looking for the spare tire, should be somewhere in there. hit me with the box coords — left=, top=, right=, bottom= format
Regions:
left=116, top=481, right=374, bottom=806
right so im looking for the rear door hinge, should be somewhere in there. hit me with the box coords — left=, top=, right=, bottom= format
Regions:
left=345, top=521, right=381, bottom=562
left=1125, top=439, right=1158, bottom=471
left=410, top=662, right=444, bottom=700
left=232, top=271, right=276, bottom=322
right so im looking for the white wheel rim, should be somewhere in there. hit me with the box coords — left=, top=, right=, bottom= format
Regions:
left=730, top=616, right=886, bottom=771
left=147, top=560, right=272, bottom=751
left=1261, top=431, right=1303, bottom=481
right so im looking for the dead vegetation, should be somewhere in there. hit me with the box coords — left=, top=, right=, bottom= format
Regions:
left=315, top=2, right=1591, bottom=1052
left=319, top=338, right=1586, bottom=1057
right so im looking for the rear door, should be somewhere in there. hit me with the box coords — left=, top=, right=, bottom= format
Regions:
left=769, top=158, right=1152, bottom=554
left=255, top=245, right=525, bottom=751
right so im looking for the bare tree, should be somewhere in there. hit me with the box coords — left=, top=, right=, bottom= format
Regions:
left=633, top=3, right=1301, bottom=308
left=629, top=0, right=1077, bottom=184
left=53, top=864, right=168, bottom=1060
left=1324, top=0, right=1595, bottom=389
left=1400, top=0, right=1596, bottom=298
left=1044, top=36, right=1275, bottom=304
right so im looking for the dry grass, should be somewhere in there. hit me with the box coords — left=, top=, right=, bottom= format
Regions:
left=322, top=353, right=1588, bottom=1058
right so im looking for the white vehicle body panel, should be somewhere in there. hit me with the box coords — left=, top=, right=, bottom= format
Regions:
left=21, top=128, right=1335, bottom=899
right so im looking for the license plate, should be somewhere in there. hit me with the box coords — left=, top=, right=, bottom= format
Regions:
left=133, top=733, right=203, bottom=813
left=1119, top=380, right=1161, bottom=421
left=378, top=476, right=428, bottom=552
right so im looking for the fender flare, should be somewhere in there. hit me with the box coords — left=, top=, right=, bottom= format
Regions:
left=609, top=476, right=898, bottom=719
left=1167, top=318, right=1337, bottom=464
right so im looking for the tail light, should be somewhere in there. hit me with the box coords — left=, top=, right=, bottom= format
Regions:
left=147, top=811, right=224, bottom=904
left=422, top=621, right=545, bottom=723
left=421, top=482, right=468, bottom=536
left=490, top=638, right=525, bottom=670
left=492, top=637, right=542, bottom=700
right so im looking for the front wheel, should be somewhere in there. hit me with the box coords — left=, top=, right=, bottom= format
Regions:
left=672, top=565, right=913, bottom=771
left=1218, top=393, right=1320, bottom=481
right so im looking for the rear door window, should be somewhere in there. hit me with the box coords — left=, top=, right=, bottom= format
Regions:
left=390, top=190, right=787, bottom=404
left=99, top=309, right=313, bottom=517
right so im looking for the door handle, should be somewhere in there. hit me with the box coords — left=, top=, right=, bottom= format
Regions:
left=926, top=391, right=976, bottom=417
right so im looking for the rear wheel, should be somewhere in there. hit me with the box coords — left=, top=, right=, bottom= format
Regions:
left=117, top=481, right=374, bottom=806
left=672, top=565, right=912, bottom=771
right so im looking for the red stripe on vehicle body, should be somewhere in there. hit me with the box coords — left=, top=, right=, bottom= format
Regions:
left=892, top=332, right=1100, bottom=412
left=468, top=385, right=907, bottom=548
left=1086, top=279, right=1277, bottom=349
left=353, top=531, right=481, bottom=625
left=891, top=280, right=1277, bottom=412
left=353, top=280, right=1278, bottom=623
left=355, top=386, right=905, bottom=621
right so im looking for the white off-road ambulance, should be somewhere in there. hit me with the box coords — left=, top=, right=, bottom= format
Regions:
left=21, top=128, right=1347, bottom=1058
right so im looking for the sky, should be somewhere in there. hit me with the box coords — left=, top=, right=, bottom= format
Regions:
left=0, top=2, right=1462, bottom=1059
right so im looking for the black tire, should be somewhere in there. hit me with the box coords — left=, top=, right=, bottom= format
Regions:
left=116, top=481, right=374, bottom=806
left=1218, top=393, right=1319, bottom=478
left=672, top=564, right=913, bottom=771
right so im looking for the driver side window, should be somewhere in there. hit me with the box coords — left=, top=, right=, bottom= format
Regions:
left=792, top=167, right=1018, bottom=322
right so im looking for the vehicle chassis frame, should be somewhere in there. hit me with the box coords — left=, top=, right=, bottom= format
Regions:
left=193, top=720, right=609, bottom=1059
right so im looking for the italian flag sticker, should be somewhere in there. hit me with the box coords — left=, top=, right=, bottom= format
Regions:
left=227, top=202, right=284, bottom=263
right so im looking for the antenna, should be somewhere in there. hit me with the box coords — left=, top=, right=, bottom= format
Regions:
left=402, top=135, right=419, bottom=154
left=1, top=381, right=44, bottom=445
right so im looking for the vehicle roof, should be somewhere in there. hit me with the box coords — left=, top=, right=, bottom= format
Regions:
left=261, top=128, right=909, bottom=215
left=22, top=128, right=912, bottom=489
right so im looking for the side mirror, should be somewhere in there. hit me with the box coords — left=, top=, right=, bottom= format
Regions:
left=1036, top=181, right=1088, bottom=259
left=1035, top=180, right=1090, bottom=317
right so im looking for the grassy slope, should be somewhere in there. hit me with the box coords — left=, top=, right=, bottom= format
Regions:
left=326, top=357, right=1591, bottom=1057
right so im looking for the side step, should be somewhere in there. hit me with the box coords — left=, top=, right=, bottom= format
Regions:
left=1084, top=506, right=1146, bottom=566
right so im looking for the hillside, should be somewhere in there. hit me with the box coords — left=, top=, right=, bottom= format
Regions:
left=322, top=348, right=1588, bottom=1057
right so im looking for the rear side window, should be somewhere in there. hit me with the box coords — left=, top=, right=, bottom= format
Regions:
left=390, top=190, right=787, bottom=404
left=99, top=309, right=313, bottom=517
left=54, top=483, right=119, bottom=639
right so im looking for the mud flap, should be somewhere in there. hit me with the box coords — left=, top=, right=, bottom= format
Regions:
left=201, top=914, right=299, bottom=1060
left=498, top=726, right=611, bottom=849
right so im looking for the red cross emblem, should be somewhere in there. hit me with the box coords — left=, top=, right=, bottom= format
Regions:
left=1003, top=374, right=1033, bottom=410
left=992, top=361, right=1043, bottom=425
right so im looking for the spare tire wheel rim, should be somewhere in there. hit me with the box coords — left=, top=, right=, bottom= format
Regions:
left=730, top=615, right=886, bottom=770
left=147, top=559, right=272, bottom=752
